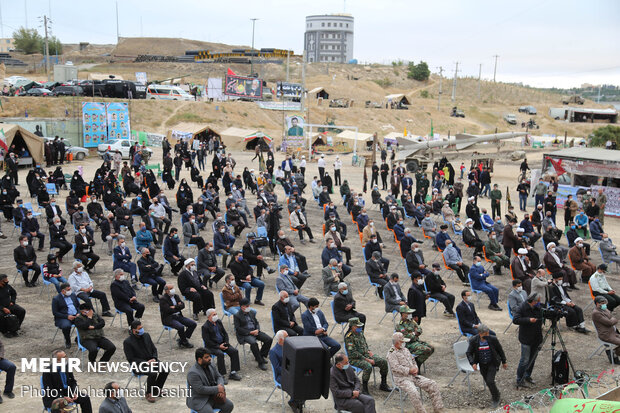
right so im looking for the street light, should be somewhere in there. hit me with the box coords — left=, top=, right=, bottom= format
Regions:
left=250, top=18, right=258, bottom=76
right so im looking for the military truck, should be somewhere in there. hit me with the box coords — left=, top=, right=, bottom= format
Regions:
left=562, top=95, right=585, bottom=105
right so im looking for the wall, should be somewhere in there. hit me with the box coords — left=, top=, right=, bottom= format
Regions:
left=0, top=117, right=82, bottom=147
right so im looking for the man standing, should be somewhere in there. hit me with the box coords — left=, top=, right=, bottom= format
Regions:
left=466, top=325, right=507, bottom=408
left=318, top=154, right=326, bottom=181
left=596, top=188, right=607, bottom=225
left=345, top=318, right=391, bottom=394
left=186, top=348, right=234, bottom=413
left=330, top=352, right=376, bottom=413
left=513, top=293, right=543, bottom=389
left=387, top=332, right=444, bottom=413
left=489, top=184, right=502, bottom=219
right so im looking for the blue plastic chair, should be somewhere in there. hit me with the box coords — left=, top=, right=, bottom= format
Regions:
left=328, top=300, right=348, bottom=336
left=378, top=294, right=398, bottom=326
left=126, top=371, right=144, bottom=389
left=264, top=362, right=285, bottom=410
left=76, top=329, right=99, bottom=361
left=39, top=264, right=53, bottom=298
left=454, top=311, right=474, bottom=343
left=110, top=308, right=126, bottom=328
left=156, top=325, right=177, bottom=350
left=423, top=278, right=440, bottom=316
left=220, top=292, right=234, bottom=328
left=23, top=202, right=42, bottom=217
left=363, top=274, right=381, bottom=297
left=467, top=273, right=484, bottom=305
left=46, top=183, right=58, bottom=195
left=503, top=300, right=515, bottom=334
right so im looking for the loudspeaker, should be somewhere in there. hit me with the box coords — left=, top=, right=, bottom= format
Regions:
left=282, top=336, right=330, bottom=401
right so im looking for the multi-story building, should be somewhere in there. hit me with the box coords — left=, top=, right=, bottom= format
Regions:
left=0, top=38, right=15, bottom=53
left=304, top=14, right=354, bottom=63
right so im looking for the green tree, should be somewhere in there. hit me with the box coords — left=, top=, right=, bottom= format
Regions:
left=589, top=125, right=620, bottom=147
left=41, top=35, right=63, bottom=55
left=12, top=27, right=42, bottom=54
left=407, top=61, right=430, bottom=81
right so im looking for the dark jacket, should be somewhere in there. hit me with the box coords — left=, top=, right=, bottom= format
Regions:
left=197, top=248, right=218, bottom=271
left=13, top=245, right=37, bottom=266
left=233, top=309, right=262, bottom=341
left=113, top=246, right=133, bottom=268
left=41, top=370, right=79, bottom=408
left=271, top=300, right=298, bottom=331
left=333, top=291, right=357, bottom=323
left=202, top=319, right=230, bottom=348
left=50, top=224, right=69, bottom=242
left=466, top=334, right=506, bottom=368
left=110, top=279, right=137, bottom=308
left=456, top=300, right=480, bottom=331
left=21, top=217, right=40, bottom=234
left=0, top=284, right=17, bottom=310
left=137, top=255, right=161, bottom=279
left=75, top=232, right=95, bottom=253
left=405, top=250, right=425, bottom=276
left=74, top=312, right=106, bottom=341
left=407, top=283, right=427, bottom=318
left=163, top=235, right=181, bottom=260
left=229, top=258, right=254, bottom=283
left=159, top=293, right=186, bottom=324
left=425, top=272, right=446, bottom=294
left=100, top=219, right=120, bottom=241
left=51, top=292, right=80, bottom=322
left=330, top=365, right=362, bottom=410
left=513, top=301, right=543, bottom=346
left=178, top=269, right=203, bottom=294
left=365, top=259, right=386, bottom=283
left=123, top=331, right=159, bottom=367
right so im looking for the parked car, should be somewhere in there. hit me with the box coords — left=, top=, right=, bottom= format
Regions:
left=97, top=139, right=152, bottom=160
left=43, top=137, right=89, bottom=160
left=19, top=88, right=53, bottom=97
left=52, top=85, right=84, bottom=96
left=146, top=84, right=193, bottom=101
left=329, top=98, right=351, bottom=108
left=518, top=105, right=537, bottom=115
left=504, top=114, right=517, bottom=125
left=365, top=100, right=382, bottom=108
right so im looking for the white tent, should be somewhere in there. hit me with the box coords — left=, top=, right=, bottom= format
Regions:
left=336, top=130, right=373, bottom=142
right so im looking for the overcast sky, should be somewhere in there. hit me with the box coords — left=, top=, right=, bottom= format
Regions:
left=2, top=0, right=619, bottom=88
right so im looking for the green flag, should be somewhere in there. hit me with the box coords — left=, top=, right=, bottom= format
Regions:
left=430, top=119, right=434, bottom=138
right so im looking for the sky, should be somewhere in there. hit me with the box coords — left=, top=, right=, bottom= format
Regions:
left=1, top=0, right=619, bottom=88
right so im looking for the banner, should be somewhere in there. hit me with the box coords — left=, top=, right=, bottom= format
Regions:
left=207, top=78, right=223, bottom=100
left=224, top=74, right=262, bottom=98
left=135, top=72, right=147, bottom=85
left=550, top=398, right=620, bottom=413
left=257, top=101, right=302, bottom=111
left=106, top=102, right=130, bottom=140
left=592, top=185, right=620, bottom=217
left=555, top=184, right=588, bottom=209
left=276, top=82, right=302, bottom=99
left=81, top=102, right=107, bottom=148
left=285, top=115, right=304, bottom=137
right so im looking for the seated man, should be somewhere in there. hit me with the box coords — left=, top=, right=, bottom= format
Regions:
left=387, top=332, right=444, bottom=413
left=456, top=290, right=495, bottom=336
left=443, top=239, right=470, bottom=285
left=395, top=305, right=434, bottom=365
left=52, top=283, right=79, bottom=348
left=163, top=228, right=185, bottom=276
left=325, top=225, right=352, bottom=266
left=322, top=258, right=349, bottom=296
left=392, top=218, right=406, bottom=241
left=201, top=309, right=242, bottom=382
left=72, top=206, right=94, bottom=238
left=321, top=241, right=351, bottom=276
left=21, top=210, right=45, bottom=251
left=569, top=238, right=597, bottom=283
left=74, top=223, right=100, bottom=271
left=276, top=231, right=309, bottom=271
left=301, top=297, right=341, bottom=357
left=229, top=250, right=265, bottom=305
left=214, top=223, right=235, bottom=269
left=421, top=212, right=438, bottom=245
left=183, top=214, right=206, bottom=250
left=365, top=251, right=389, bottom=298
left=110, top=269, right=144, bottom=325
left=13, top=235, right=41, bottom=286
left=270, top=330, right=306, bottom=412
left=186, top=348, right=234, bottom=413
left=0, top=275, right=26, bottom=337
left=100, top=213, right=121, bottom=255
left=566, top=225, right=591, bottom=254
left=49, top=217, right=73, bottom=262
left=234, top=298, right=272, bottom=370
left=508, top=279, right=527, bottom=315
left=511, top=248, right=536, bottom=294
left=196, top=242, right=225, bottom=287
left=362, top=219, right=385, bottom=246
left=289, top=204, right=314, bottom=243
left=492, top=216, right=505, bottom=244
left=275, top=264, right=309, bottom=312
left=469, top=256, right=502, bottom=311
left=42, top=349, right=92, bottom=413
left=590, top=217, right=604, bottom=241
left=574, top=209, right=589, bottom=238
left=159, top=284, right=196, bottom=348
left=548, top=272, right=587, bottom=334
left=330, top=352, right=377, bottom=413
left=405, top=242, right=432, bottom=279
left=435, top=224, right=454, bottom=251
left=242, top=233, right=275, bottom=278
left=137, top=248, right=167, bottom=302
left=592, top=296, right=620, bottom=364
left=67, top=261, right=113, bottom=317
left=591, top=264, right=620, bottom=312
left=272, top=291, right=304, bottom=336
left=344, top=318, right=391, bottom=394
left=74, top=303, right=116, bottom=363
left=519, top=214, right=541, bottom=245
left=42, top=253, right=68, bottom=294
left=113, top=236, right=138, bottom=286
left=135, top=222, right=156, bottom=256
left=407, top=273, right=427, bottom=323
left=426, top=263, right=456, bottom=316
left=399, top=227, right=422, bottom=258
left=542, top=223, right=569, bottom=260
left=463, top=219, right=484, bottom=256
left=543, top=242, right=578, bottom=290
left=278, top=246, right=310, bottom=289
left=480, top=209, right=494, bottom=231
left=221, top=274, right=244, bottom=316
left=364, top=234, right=389, bottom=269
left=384, top=273, right=407, bottom=314
left=178, top=258, right=215, bottom=320
left=333, top=282, right=366, bottom=325
left=600, top=234, right=620, bottom=266
left=484, top=230, right=510, bottom=275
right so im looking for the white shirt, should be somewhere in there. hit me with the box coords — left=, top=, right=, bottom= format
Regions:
left=311, top=312, right=323, bottom=330
left=334, top=160, right=342, bottom=170
left=300, top=160, right=306, bottom=168
left=318, top=158, right=325, bottom=168
left=68, top=271, right=94, bottom=292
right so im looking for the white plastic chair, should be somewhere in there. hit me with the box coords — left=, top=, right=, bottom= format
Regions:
left=588, top=321, right=618, bottom=368
left=447, top=340, right=485, bottom=395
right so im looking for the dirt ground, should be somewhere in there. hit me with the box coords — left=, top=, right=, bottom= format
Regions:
left=1, top=146, right=618, bottom=413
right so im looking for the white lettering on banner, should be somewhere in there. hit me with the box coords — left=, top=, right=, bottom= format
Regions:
left=554, top=158, right=620, bottom=179
left=21, top=358, right=81, bottom=373
left=21, top=358, right=189, bottom=374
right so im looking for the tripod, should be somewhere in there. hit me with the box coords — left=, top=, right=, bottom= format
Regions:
left=534, top=317, right=580, bottom=388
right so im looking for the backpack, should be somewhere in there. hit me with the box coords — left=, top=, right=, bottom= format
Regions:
left=552, top=350, right=569, bottom=384
left=0, top=313, right=19, bottom=334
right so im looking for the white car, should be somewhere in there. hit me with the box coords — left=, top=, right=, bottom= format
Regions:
left=43, top=137, right=89, bottom=160
left=97, top=139, right=152, bottom=160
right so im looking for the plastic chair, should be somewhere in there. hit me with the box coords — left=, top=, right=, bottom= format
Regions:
left=441, top=253, right=455, bottom=280
left=589, top=321, right=618, bottom=368
left=451, top=221, right=463, bottom=236
left=321, top=291, right=337, bottom=306
left=264, top=363, right=286, bottom=412
left=156, top=325, right=177, bottom=351
left=220, top=292, right=234, bottom=328
left=383, top=362, right=408, bottom=413
left=423, top=279, right=439, bottom=316
left=378, top=295, right=398, bottom=326
left=126, top=371, right=144, bottom=389
left=447, top=340, right=485, bottom=396
left=453, top=311, right=473, bottom=343
left=110, top=308, right=126, bottom=328
left=363, top=274, right=381, bottom=297
left=75, top=329, right=99, bottom=362
left=46, top=183, right=58, bottom=195
left=328, top=300, right=348, bottom=336
left=345, top=346, right=376, bottom=385
left=584, top=280, right=596, bottom=312
left=467, top=273, right=484, bottom=305
left=39, top=264, right=53, bottom=298
left=503, top=300, right=515, bottom=334
left=23, top=202, right=42, bottom=217
left=481, top=246, right=495, bottom=272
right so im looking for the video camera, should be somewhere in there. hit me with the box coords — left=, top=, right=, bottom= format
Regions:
left=541, top=302, right=569, bottom=323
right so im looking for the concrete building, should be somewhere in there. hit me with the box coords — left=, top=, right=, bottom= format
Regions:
left=0, top=38, right=15, bottom=53
left=304, top=14, right=354, bottom=63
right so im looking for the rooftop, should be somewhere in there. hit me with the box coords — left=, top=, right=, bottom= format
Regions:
left=544, top=147, right=620, bottom=163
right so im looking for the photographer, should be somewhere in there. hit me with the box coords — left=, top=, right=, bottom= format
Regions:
left=548, top=273, right=588, bottom=334
left=513, top=292, right=543, bottom=389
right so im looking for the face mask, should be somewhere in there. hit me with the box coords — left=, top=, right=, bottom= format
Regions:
left=80, top=228, right=86, bottom=234
left=136, top=328, right=145, bottom=336
left=355, top=327, right=363, bottom=333
left=64, top=290, right=72, bottom=296
left=220, top=229, right=226, bottom=233
left=398, top=221, right=403, bottom=225
left=330, top=227, right=336, bottom=232
left=369, top=222, right=374, bottom=227
left=283, top=297, right=290, bottom=304
left=535, top=302, right=542, bottom=308
left=342, top=363, right=350, bottom=370
left=517, top=286, right=523, bottom=292
left=311, top=308, right=318, bottom=314
left=476, top=262, right=483, bottom=267
left=463, top=296, right=469, bottom=302
left=571, top=226, right=576, bottom=230
left=76, top=267, right=83, bottom=273
left=417, top=279, right=424, bottom=285
left=601, top=304, right=608, bottom=311
left=187, top=209, right=193, bottom=214
left=237, top=256, right=243, bottom=261
left=414, top=248, right=420, bottom=252
left=577, top=243, right=583, bottom=248
left=490, top=235, right=496, bottom=239
left=21, top=240, right=29, bottom=246
left=229, top=280, right=235, bottom=287
left=190, top=219, right=195, bottom=224
left=242, top=307, right=251, bottom=313
left=342, top=289, right=348, bottom=295
left=190, top=265, right=196, bottom=271
left=407, top=314, right=413, bottom=320
left=169, top=289, right=176, bottom=295
left=119, top=275, right=126, bottom=282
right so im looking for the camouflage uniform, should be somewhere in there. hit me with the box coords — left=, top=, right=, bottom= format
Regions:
left=345, top=329, right=388, bottom=384
left=396, top=319, right=434, bottom=365
left=386, top=344, right=444, bottom=413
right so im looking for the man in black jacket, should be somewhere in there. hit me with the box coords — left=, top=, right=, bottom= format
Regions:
left=405, top=243, right=432, bottom=279
left=123, top=321, right=168, bottom=403
left=73, top=303, right=116, bottom=363
left=425, top=264, right=455, bottom=316
left=137, top=248, right=166, bottom=302
left=114, top=201, right=136, bottom=237
left=87, top=196, right=105, bottom=227
left=163, top=228, right=185, bottom=276
left=13, top=235, right=41, bottom=286
left=196, top=242, right=225, bottom=287
left=456, top=290, right=495, bottom=336
left=272, top=291, right=304, bottom=336
left=407, top=273, right=427, bottom=323
left=233, top=298, right=272, bottom=370
left=229, top=250, right=265, bottom=305
left=365, top=251, right=388, bottom=298
left=462, top=218, right=484, bottom=256
left=49, top=217, right=72, bottom=261
left=242, top=233, right=275, bottom=278
left=74, top=224, right=99, bottom=271
left=466, top=324, right=507, bottom=408
left=110, top=269, right=144, bottom=325
left=42, top=349, right=92, bottom=412
left=548, top=273, right=587, bottom=334
left=100, top=213, right=121, bottom=255
left=45, top=198, right=66, bottom=225
left=178, top=258, right=214, bottom=320
left=0, top=275, right=26, bottom=336
left=21, top=210, right=45, bottom=251
left=333, top=282, right=366, bottom=325
left=513, top=293, right=543, bottom=389
left=159, top=284, right=196, bottom=348
left=201, top=308, right=242, bottom=382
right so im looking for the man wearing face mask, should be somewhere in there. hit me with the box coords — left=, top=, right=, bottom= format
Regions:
left=123, top=321, right=169, bottom=403
left=225, top=202, right=246, bottom=237
left=186, top=347, right=234, bottom=413
left=163, top=228, right=185, bottom=276
left=543, top=242, right=577, bottom=289
left=110, top=269, right=144, bottom=325
left=322, top=240, right=352, bottom=277
left=99, top=381, right=132, bottom=413
left=179, top=258, right=214, bottom=321
left=213, top=224, right=235, bottom=269
left=21, top=210, right=45, bottom=251
left=483, top=230, right=510, bottom=275
left=196, top=242, right=225, bottom=287
left=396, top=305, right=434, bottom=364
left=511, top=248, right=536, bottom=294
left=137, top=247, right=166, bottom=302
left=331, top=351, right=377, bottom=413
left=159, top=284, right=196, bottom=348
left=41, top=349, right=93, bottom=413
left=519, top=214, right=541, bottom=245
left=569, top=237, right=596, bottom=283
left=114, top=200, right=136, bottom=238
left=466, top=324, right=507, bottom=409
left=508, top=280, right=528, bottom=315
left=592, top=296, right=620, bottom=364
left=363, top=219, right=386, bottom=247
left=183, top=213, right=206, bottom=250
left=234, top=298, right=272, bottom=371
left=443, top=240, right=470, bottom=285
left=513, top=292, right=543, bottom=389
left=242, top=233, right=275, bottom=279
left=0, top=274, right=25, bottom=337
left=13, top=234, right=41, bottom=286
left=74, top=223, right=99, bottom=271
left=202, top=308, right=242, bottom=383
left=463, top=218, right=484, bottom=256
left=72, top=206, right=94, bottom=238
left=469, top=256, right=502, bottom=311
left=301, top=297, right=341, bottom=356
left=333, top=282, right=366, bottom=325
left=548, top=273, right=587, bottom=334
left=229, top=251, right=265, bottom=306
left=112, top=236, right=138, bottom=288
left=68, top=261, right=113, bottom=317
left=345, top=317, right=391, bottom=394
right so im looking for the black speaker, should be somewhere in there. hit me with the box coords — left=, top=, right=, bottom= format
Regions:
left=282, top=336, right=330, bottom=401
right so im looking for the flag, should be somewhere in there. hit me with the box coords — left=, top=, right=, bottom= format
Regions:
left=227, top=68, right=236, bottom=76
left=546, top=157, right=566, bottom=176
left=506, top=186, right=512, bottom=208
left=403, top=127, right=407, bottom=137
left=430, top=119, right=434, bottom=138
left=0, top=128, right=7, bottom=152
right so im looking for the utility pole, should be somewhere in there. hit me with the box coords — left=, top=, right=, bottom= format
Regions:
left=115, top=1, right=120, bottom=44
left=250, top=18, right=258, bottom=76
left=451, top=62, right=459, bottom=102
left=493, top=54, right=499, bottom=82
left=436, top=66, right=443, bottom=111
left=286, top=50, right=290, bottom=82
left=0, top=1, right=4, bottom=38
left=477, top=63, right=482, bottom=99
left=43, top=15, right=50, bottom=81
left=24, top=0, right=28, bottom=29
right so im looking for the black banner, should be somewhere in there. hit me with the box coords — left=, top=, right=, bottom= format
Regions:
left=276, top=82, right=302, bottom=98
left=224, top=74, right=263, bottom=98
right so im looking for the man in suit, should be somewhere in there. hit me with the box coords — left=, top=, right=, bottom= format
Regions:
left=321, top=240, right=351, bottom=276
left=275, top=264, right=309, bottom=312
left=508, top=279, right=527, bottom=314
left=384, top=273, right=406, bottom=314
left=13, top=235, right=41, bottom=286
left=99, top=382, right=132, bottom=413
left=365, top=251, right=389, bottom=299
left=511, top=248, right=536, bottom=294
left=201, top=309, right=242, bottom=382
left=456, top=290, right=495, bottom=336
left=233, top=298, right=272, bottom=370
left=462, top=218, right=484, bottom=256
left=484, top=230, right=510, bottom=275
left=399, top=227, right=423, bottom=258
left=49, top=217, right=72, bottom=262
left=114, top=201, right=136, bottom=237
left=72, top=206, right=94, bottom=238
left=52, top=283, right=79, bottom=348
left=137, top=247, right=166, bottom=302
left=469, top=256, right=502, bottom=311
left=466, top=325, right=507, bottom=409
left=110, top=268, right=144, bottom=325
left=196, top=242, right=225, bottom=287
left=229, top=250, right=265, bottom=305
left=502, top=219, right=520, bottom=256
left=74, top=223, right=99, bottom=271
left=123, top=321, right=169, bottom=403
left=100, top=213, right=121, bottom=255
left=186, top=347, right=234, bottom=413
left=543, top=242, right=578, bottom=290
left=548, top=272, right=587, bottom=334
left=443, top=239, right=470, bottom=284
left=278, top=245, right=309, bottom=288
left=41, top=349, right=92, bottom=413
left=159, top=284, right=196, bottom=348
left=592, top=296, right=620, bottom=364
left=322, top=258, right=349, bottom=296
left=271, top=291, right=303, bottom=336
left=330, top=352, right=377, bottom=413
left=183, top=214, right=206, bottom=250
left=112, top=236, right=138, bottom=287
left=289, top=204, right=315, bottom=243
left=333, top=282, right=366, bottom=325
left=569, top=238, right=597, bottom=283
left=163, top=228, right=185, bottom=276
left=178, top=258, right=214, bottom=320
left=0, top=274, right=26, bottom=336
left=426, top=263, right=456, bottom=316
left=301, top=297, right=341, bottom=357
left=242, top=233, right=275, bottom=278
left=21, top=210, right=45, bottom=251
left=405, top=243, right=432, bottom=279
left=5, top=153, right=18, bottom=185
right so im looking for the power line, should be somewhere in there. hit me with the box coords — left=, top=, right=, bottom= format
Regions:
left=436, top=66, right=443, bottom=110
left=493, top=55, right=499, bottom=82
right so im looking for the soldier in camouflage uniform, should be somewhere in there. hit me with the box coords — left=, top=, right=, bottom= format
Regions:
left=387, top=332, right=444, bottom=413
left=344, top=317, right=392, bottom=394
left=396, top=305, right=434, bottom=364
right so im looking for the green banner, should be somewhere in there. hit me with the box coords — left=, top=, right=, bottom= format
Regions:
left=550, top=398, right=620, bottom=413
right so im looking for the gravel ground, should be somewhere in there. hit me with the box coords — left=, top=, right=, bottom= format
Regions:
left=1, top=147, right=618, bottom=413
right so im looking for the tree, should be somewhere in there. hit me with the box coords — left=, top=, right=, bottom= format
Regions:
left=12, top=27, right=43, bottom=54
left=407, top=61, right=430, bottom=81
left=589, top=125, right=620, bottom=147
left=40, top=35, right=63, bottom=55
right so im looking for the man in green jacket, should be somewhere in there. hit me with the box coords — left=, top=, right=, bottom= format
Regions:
left=489, top=184, right=502, bottom=219
left=484, top=230, right=510, bottom=275
left=74, top=303, right=116, bottom=363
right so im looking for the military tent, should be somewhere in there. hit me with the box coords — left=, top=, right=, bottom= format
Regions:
left=0, top=123, right=45, bottom=165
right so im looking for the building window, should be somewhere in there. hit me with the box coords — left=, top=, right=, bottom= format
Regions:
left=327, top=22, right=331, bottom=27
left=340, top=23, right=343, bottom=27
left=322, top=22, right=325, bottom=27
left=346, top=24, right=349, bottom=28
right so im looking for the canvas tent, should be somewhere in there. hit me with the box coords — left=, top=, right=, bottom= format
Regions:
left=166, top=125, right=221, bottom=145
left=220, top=127, right=258, bottom=148
left=308, top=87, right=329, bottom=100
left=0, top=123, right=45, bottom=164
left=384, top=94, right=411, bottom=106
left=336, top=130, right=373, bottom=142
left=244, top=132, right=272, bottom=151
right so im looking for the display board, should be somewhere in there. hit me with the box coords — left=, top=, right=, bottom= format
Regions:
left=106, top=102, right=130, bottom=140
left=276, top=82, right=302, bottom=99
left=224, top=74, right=262, bottom=98
left=81, top=102, right=107, bottom=147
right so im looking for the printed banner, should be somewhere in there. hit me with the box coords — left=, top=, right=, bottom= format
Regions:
left=224, top=74, right=262, bottom=98
left=550, top=398, right=620, bottom=413
left=81, top=102, right=107, bottom=148
left=135, top=72, right=147, bottom=85
left=106, top=102, right=130, bottom=140
left=592, top=185, right=620, bottom=217
left=286, top=115, right=304, bottom=137
left=256, top=101, right=302, bottom=111
left=276, top=82, right=302, bottom=99
left=555, top=184, right=588, bottom=210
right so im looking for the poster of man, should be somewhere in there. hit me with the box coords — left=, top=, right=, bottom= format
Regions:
left=225, top=74, right=263, bottom=98
left=286, top=115, right=304, bottom=137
